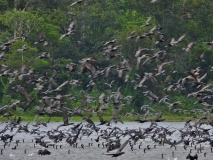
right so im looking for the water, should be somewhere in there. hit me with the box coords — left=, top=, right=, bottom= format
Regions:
left=0, top=122, right=212, bottom=160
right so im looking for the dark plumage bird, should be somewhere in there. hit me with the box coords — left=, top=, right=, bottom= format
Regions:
left=82, top=116, right=96, bottom=129
left=34, top=32, right=46, bottom=45
left=154, top=110, right=165, bottom=122
left=184, top=139, right=190, bottom=145
left=36, top=52, right=51, bottom=59
left=38, top=149, right=51, bottom=155
left=195, top=52, right=205, bottom=62
left=14, top=85, right=31, bottom=102
left=155, top=32, right=165, bottom=44
left=165, top=101, right=186, bottom=112
left=66, top=63, right=77, bottom=72
left=97, top=112, right=109, bottom=125
left=56, top=111, right=74, bottom=130
left=104, top=39, right=117, bottom=46
left=186, top=153, right=198, bottom=160
left=181, top=12, right=194, bottom=19
left=17, top=44, right=28, bottom=52
left=127, top=31, right=136, bottom=40
left=105, top=139, right=129, bottom=157
left=164, top=9, right=173, bottom=14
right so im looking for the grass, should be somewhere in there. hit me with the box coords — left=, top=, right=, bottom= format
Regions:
left=162, top=115, right=192, bottom=122
left=0, top=105, right=201, bottom=122
left=0, top=114, right=196, bottom=122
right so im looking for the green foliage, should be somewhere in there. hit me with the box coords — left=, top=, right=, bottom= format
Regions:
left=0, top=0, right=213, bottom=121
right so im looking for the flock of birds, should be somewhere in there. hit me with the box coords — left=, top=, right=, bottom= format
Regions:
left=1, top=117, right=213, bottom=159
left=0, top=0, right=212, bottom=159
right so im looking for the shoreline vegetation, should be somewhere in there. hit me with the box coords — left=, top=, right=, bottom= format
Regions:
left=0, top=1, right=213, bottom=160
left=0, top=0, right=212, bottom=128
left=0, top=114, right=196, bottom=122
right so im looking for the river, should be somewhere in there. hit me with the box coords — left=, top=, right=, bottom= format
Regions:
left=0, top=121, right=212, bottom=160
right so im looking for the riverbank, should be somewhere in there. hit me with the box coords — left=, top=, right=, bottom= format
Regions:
left=0, top=114, right=195, bottom=122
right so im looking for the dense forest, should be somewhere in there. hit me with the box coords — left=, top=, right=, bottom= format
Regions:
left=0, top=0, right=213, bottom=121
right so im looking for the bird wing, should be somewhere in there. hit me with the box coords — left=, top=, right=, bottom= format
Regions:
left=118, top=69, right=124, bottom=78
left=105, top=66, right=112, bottom=77
left=70, top=1, right=77, bottom=7
left=135, top=47, right=141, bottom=57
left=198, top=73, right=207, bottom=82
left=177, top=34, right=186, bottom=43
left=116, top=139, right=129, bottom=153
left=69, top=20, right=76, bottom=30
left=63, top=111, right=69, bottom=125
left=138, top=75, right=148, bottom=87
left=187, top=42, right=196, bottom=48
left=130, top=31, right=135, bottom=36
left=146, top=16, right=152, bottom=24
left=59, top=34, right=66, bottom=40
left=85, top=117, right=95, bottom=127
left=49, top=77, right=57, bottom=85
left=199, top=52, right=205, bottom=59
left=17, top=86, right=31, bottom=102
left=97, top=113, right=104, bottom=123
left=143, top=110, right=150, bottom=120
left=169, top=38, right=175, bottom=45
left=157, top=64, right=163, bottom=73
left=151, top=0, right=158, bottom=3
left=23, top=98, right=36, bottom=112
left=57, top=80, right=69, bottom=89
left=0, top=52, right=5, bottom=58
left=136, top=57, right=143, bottom=69
left=99, top=93, right=105, bottom=104
left=149, top=25, right=157, bottom=33
left=183, top=0, right=187, bottom=6
left=157, top=110, right=162, bottom=119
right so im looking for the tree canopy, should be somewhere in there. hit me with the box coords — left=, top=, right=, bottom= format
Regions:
left=0, top=0, right=213, bottom=120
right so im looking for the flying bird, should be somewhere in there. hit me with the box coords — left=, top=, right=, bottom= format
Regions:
left=202, top=41, right=213, bottom=49
left=105, top=139, right=129, bottom=157
left=141, top=16, right=152, bottom=27
left=183, top=42, right=196, bottom=52
left=70, top=0, right=84, bottom=7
